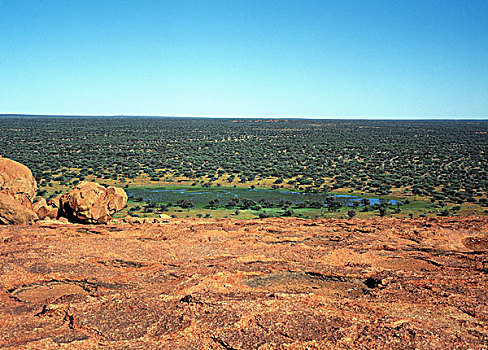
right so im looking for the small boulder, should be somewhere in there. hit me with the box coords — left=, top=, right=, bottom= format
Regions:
left=33, top=198, right=59, bottom=220
left=0, top=156, right=37, bottom=206
left=124, top=216, right=145, bottom=224
left=58, top=217, right=70, bottom=224
left=60, top=181, right=127, bottom=224
left=0, top=192, right=38, bottom=225
left=48, top=194, right=63, bottom=209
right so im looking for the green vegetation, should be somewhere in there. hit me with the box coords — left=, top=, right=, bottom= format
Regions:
left=1, top=116, right=487, bottom=218
left=120, top=186, right=402, bottom=219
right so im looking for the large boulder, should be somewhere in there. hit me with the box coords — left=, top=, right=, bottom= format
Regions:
left=0, top=156, right=39, bottom=225
left=0, top=192, right=38, bottom=225
left=60, top=181, right=127, bottom=224
left=0, top=156, right=37, bottom=207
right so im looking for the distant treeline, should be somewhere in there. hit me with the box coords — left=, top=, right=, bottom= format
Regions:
left=1, top=117, right=487, bottom=206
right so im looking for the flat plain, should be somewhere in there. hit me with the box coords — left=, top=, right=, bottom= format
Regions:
left=1, top=117, right=487, bottom=219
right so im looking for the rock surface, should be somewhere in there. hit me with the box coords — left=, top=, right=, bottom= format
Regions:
left=0, top=192, right=38, bottom=225
left=60, top=181, right=128, bottom=224
left=0, top=155, right=37, bottom=206
left=1, top=216, right=487, bottom=349
left=32, top=198, right=58, bottom=221
left=0, top=156, right=39, bottom=225
left=47, top=194, right=63, bottom=209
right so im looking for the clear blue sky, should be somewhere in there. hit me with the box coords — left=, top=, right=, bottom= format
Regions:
left=1, top=0, right=487, bottom=118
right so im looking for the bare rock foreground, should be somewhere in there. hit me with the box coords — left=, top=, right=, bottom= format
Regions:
left=1, top=217, right=487, bottom=349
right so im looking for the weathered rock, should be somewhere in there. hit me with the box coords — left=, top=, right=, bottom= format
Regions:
left=47, top=194, right=63, bottom=209
left=0, top=217, right=487, bottom=349
left=0, top=156, right=39, bottom=225
left=60, top=181, right=127, bottom=224
left=33, top=198, right=58, bottom=220
left=0, top=192, right=38, bottom=225
left=57, top=217, right=70, bottom=224
left=123, top=216, right=145, bottom=224
left=0, top=156, right=37, bottom=206
left=123, top=216, right=171, bottom=224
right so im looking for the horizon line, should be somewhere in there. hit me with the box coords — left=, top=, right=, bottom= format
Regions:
left=0, top=113, right=487, bottom=120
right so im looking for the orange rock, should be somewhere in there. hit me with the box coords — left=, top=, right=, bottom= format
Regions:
left=47, top=194, right=63, bottom=209
left=60, top=181, right=127, bottom=224
left=0, top=192, right=38, bottom=224
left=57, top=217, right=69, bottom=224
left=33, top=198, right=58, bottom=220
left=0, top=216, right=487, bottom=348
left=0, top=156, right=39, bottom=225
left=0, top=156, right=37, bottom=206
left=123, top=216, right=145, bottom=224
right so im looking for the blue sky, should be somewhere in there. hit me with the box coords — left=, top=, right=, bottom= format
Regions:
left=1, top=0, right=487, bottom=118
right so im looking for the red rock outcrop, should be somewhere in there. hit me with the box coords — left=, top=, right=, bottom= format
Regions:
left=0, top=155, right=37, bottom=206
left=0, top=156, right=38, bottom=224
left=0, top=216, right=487, bottom=349
left=0, top=158, right=126, bottom=225
left=47, top=194, right=63, bottom=209
left=32, top=198, right=58, bottom=220
left=59, top=181, right=127, bottom=224
left=0, top=192, right=38, bottom=225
